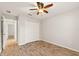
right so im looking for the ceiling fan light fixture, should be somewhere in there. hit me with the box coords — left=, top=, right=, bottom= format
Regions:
left=39, top=9, right=43, bottom=13
left=29, top=2, right=53, bottom=15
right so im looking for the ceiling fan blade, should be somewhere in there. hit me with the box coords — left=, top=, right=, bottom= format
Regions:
left=37, top=2, right=41, bottom=9
left=37, top=12, right=39, bottom=15
left=43, top=10, right=48, bottom=13
left=29, top=9, right=37, bottom=10
left=40, top=2, right=44, bottom=8
left=44, top=3, right=53, bottom=9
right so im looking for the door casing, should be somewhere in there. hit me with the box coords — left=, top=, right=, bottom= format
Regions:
left=3, top=18, right=17, bottom=49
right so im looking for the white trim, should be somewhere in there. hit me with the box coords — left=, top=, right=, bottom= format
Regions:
left=2, top=18, right=17, bottom=49
left=18, top=42, right=26, bottom=46
left=0, top=49, right=2, bottom=53
left=43, top=40, right=79, bottom=52
left=18, top=39, right=41, bottom=46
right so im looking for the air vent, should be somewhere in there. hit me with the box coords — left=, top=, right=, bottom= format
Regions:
left=6, top=10, right=11, bottom=13
left=28, top=13, right=32, bottom=16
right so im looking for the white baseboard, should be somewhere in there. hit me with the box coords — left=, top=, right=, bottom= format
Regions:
left=18, top=39, right=42, bottom=46
left=43, top=40, right=79, bottom=52
left=18, top=42, right=26, bottom=46
left=18, top=39, right=79, bottom=52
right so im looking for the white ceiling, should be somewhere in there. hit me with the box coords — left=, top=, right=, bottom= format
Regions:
left=0, top=2, right=79, bottom=20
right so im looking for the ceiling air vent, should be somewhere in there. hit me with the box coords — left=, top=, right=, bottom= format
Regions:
left=6, top=10, right=11, bottom=13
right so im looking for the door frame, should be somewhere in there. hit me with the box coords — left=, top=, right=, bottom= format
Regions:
left=0, top=19, right=3, bottom=53
left=2, top=17, right=18, bottom=49
left=7, top=19, right=17, bottom=41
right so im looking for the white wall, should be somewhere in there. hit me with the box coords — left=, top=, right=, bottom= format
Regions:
left=41, top=8, right=79, bottom=52
left=18, top=15, right=40, bottom=45
left=8, top=24, right=15, bottom=36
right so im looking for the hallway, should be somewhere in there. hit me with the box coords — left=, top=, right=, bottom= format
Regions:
left=6, top=38, right=17, bottom=48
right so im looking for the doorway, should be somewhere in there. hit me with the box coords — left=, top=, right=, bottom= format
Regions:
left=3, top=18, right=17, bottom=49
left=6, top=23, right=17, bottom=47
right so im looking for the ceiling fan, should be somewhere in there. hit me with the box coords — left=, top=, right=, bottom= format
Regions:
left=29, top=2, right=53, bottom=15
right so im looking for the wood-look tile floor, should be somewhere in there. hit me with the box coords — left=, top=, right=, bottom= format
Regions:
left=0, top=40, right=79, bottom=56
left=6, top=39, right=16, bottom=47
